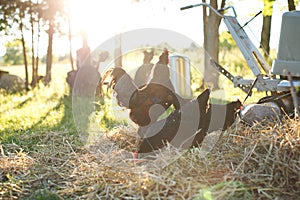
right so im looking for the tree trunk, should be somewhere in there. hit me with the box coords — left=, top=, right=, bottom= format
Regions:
left=260, top=15, right=272, bottom=64
left=67, top=0, right=74, bottom=71
left=20, top=20, right=29, bottom=91
left=260, top=0, right=274, bottom=65
left=202, top=0, right=225, bottom=89
left=30, top=6, right=37, bottom=88
left=35, top=18, right=41, bottom=82
left=287, top=0, right=296, bottom=11
left=45, top=20, right=54, bottom=85
left=68, top=22, right=74, bottom=71
left=202, top=0, right=208, bottom=89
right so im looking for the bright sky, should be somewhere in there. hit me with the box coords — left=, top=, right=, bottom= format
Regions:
left=65, top=0, right=208, bottom=53
left=64, top=0, right=299, bottom=55
left=0, top=0, right=298, bottom=57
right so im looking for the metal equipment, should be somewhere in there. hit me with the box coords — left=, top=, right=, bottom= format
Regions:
left=169, top=54, right=193, bottom=98
left=181, top=3, right=300, bottom=116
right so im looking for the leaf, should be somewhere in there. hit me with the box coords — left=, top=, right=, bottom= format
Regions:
left=194, top=189, right=213, bottom=200
left=262, top=0, right=275, bottom=16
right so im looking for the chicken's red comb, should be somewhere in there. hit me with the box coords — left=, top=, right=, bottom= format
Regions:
left=133, top=151, right=138, bottom=159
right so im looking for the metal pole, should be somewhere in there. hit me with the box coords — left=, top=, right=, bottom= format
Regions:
left=287, top=72, right=300, bottom=118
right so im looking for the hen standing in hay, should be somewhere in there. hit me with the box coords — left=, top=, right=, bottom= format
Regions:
left=102, top=49, right=241, bottom=156
left=136, top=90, right=242, bottom=155
left=136, top=88, right=210, bottom=154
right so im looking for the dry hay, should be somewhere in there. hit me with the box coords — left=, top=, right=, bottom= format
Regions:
left=224, top=118, right=300, bottom=199
left=0, top=119, right=299, bottom=199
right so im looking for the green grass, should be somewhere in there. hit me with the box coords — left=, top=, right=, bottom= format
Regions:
left=0, top=64, right=77, bottom=151
left=94, top=98, right=129, bottom=131
left=0, top=63, right=131, bottom=152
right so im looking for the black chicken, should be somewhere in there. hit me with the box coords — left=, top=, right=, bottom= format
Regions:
left=136, top=94, right=242, bottom=154
left=137, top=88, right=210, bottom=154
left=102, top=49, right=242, bottom=157
left=102, top=49, right=188, bottom=127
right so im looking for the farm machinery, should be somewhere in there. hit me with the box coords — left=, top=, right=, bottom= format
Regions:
left=180, top=3, right=300, bottom=121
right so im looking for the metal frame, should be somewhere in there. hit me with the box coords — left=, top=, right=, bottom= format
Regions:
left=181, top=3, right=299, bottom=93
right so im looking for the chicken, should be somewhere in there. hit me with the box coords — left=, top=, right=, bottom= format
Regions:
left=137, top=89, right=210, bottom=154
left=129, top=83, right=179, bottom=126
left=102, top=67, right=137, bottom=108
left=136, top=91, right=242, bottom=154
left=102, top=50, right=243, bottom=156
left=149, top=48, right=173, bottom=90
left=102, top=49, right=187, bottom=127
left=102, top=67, right=179, bottom=127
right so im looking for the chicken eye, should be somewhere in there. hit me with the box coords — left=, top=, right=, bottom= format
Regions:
left=166, top=94, right=173, bottom=101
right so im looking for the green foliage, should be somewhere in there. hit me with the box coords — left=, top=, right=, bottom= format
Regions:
left=2, top=39, right=25, bottom=65
left=0, top=0, right=67, bottom=33
left=27, top=190, right=63, bottom=200
left=0, top=0, right=68, bottom=85
left=41, top=54, right=59, bottom=64
left=219, top=31, right=236, bottom=52
left=0, top=0, right=32, bottom=34
left=262, top=0, right=276, bottom=16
